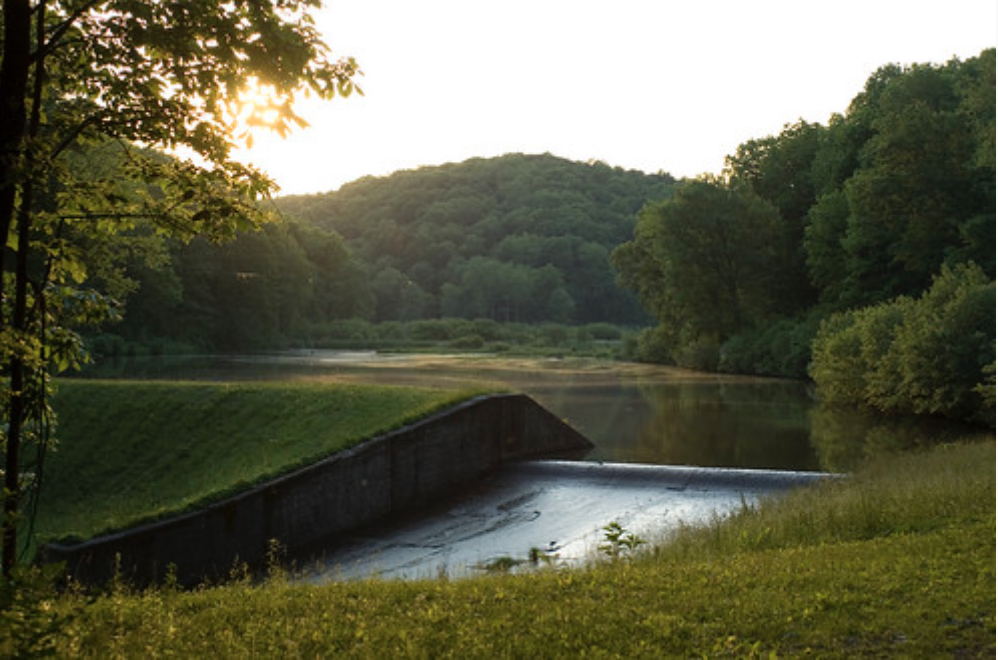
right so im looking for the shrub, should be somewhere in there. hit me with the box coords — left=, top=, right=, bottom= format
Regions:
left=631, top=326, right=673, bottom=364
left=583, top=323, right=623, bottom=341
left=538, top=324, right=570, bottom=347
left=0, top=566, right=74, bottom=657
left=314, top=318, right=376, bottom=344
left=449, top=334, right=485, bottom=350
left=674, top=334, right=720, bottom=371
left=409, top=318, right=463, bottom=341
left=718, top=316, right=820, bottom=379
left=811, top=263, right=995, bottom=423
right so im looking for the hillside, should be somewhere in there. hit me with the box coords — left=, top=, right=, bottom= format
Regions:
left=278, top=153, right=675, bottom=324
left=100, top=154, right=675, bottom=351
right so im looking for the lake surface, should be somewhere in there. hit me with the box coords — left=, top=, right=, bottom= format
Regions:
left=83, top=350, right=970, bottom=473
left=82, top=351, right=975, bottom=580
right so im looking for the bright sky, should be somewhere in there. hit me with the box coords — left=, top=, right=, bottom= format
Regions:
left=238, top=0, right=997, bottom=196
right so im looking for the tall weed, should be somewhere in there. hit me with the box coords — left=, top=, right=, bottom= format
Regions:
left=656, top=439, right=994, bottom=559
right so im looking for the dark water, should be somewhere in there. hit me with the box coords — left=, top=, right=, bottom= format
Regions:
left=80, top=351, right=979, bottom=473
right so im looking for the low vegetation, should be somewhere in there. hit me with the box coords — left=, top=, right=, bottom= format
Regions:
left=30, top=380, right=488, bottom=549
left=810, top=263, right=995, bottom=425
left=3, top=436, right=992, bottom=657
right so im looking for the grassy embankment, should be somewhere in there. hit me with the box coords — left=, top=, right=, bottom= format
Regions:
left=34, top=380, right=491, bottom=547
left=12, top=376, right=993, bottom=657
left=23, top=437, right=992, bottom=657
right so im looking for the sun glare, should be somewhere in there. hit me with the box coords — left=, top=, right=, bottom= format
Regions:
left=228, top=77, right=308, bottom=151
left=235, top=78, right=283, bottom=129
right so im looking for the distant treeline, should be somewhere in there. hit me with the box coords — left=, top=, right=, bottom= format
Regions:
left=102, top=154, right=673, bottom=351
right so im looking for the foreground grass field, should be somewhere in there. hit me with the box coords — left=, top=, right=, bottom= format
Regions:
left=9, top=437, right=991, bottom=657
left=35, top=380, right=488, bottom=546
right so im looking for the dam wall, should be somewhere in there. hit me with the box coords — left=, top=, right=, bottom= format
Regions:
left=43, top=393, right=593, bottom=586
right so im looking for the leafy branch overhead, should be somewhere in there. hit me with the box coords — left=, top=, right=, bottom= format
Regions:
left=0, top=0, right=360, bottom=575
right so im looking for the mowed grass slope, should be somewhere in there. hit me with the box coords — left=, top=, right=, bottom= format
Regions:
left=42, top=438, right=995, bottom=657
left=36, top=380, right=487, bottom=545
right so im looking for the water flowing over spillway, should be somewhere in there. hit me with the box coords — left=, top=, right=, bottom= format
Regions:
left=301, top=460, right=828, bottom=582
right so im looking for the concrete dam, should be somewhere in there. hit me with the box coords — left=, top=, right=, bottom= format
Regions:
left=44, top=394, right=827, bottom=585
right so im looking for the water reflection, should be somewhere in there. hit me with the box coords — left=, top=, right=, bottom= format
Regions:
left=78, top=352, right=979, bottom=472
left=619, top=382, right=817, bottom=470
left=808, top=404, right=982, bottom=472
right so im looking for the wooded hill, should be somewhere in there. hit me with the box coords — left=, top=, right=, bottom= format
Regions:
left=277, top=154, right=675, bottom=324
left=106, top=154, right=674, bottom=351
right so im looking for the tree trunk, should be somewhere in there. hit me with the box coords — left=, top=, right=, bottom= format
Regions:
left=0, top=0, right=33, bottom=578
left=0, top=0, right=31, bottom=255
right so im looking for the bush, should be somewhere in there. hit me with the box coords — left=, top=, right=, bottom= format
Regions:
left=538, top=324, right=571, bottom=347
left=87, top=333, right=128, bottom=358
left=449, top=334, right=485, bottom=350
left=313, top=318, right=376, bottom=344
left=583, top=323, right=623, bottom=341
left=0, top=566, right=74, bottom=657
left=409, top=319, right=463, bottom=341
left=810, top=264, right=995, bottom=423
left=719, top=316, right=820, bottom=378
left=885, top=265, right=995, bottom=421
left=673, top=334, right=720, bottom=371
left=630, top=326, right=673, bottom=364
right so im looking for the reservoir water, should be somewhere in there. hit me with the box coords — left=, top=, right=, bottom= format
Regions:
left=83, top=352, right=974, bottom=580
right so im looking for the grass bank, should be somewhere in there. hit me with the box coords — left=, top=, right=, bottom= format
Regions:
left=34, top=380, right=489, bottom=546
left=13, top=437, right=993, bottom=657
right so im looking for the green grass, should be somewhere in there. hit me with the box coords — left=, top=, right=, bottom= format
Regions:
left=13, top=438, right=992, bottom=657
left=34, top=380, right=489, bottom=545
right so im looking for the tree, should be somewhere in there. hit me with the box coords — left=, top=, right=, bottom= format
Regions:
left=724, top=121, right=824, bottom=313
left=612, top=178, right=781, bottom=365
left=806, top=54, right=995, bottom=308
left=0, top=0, right=360, bottom=575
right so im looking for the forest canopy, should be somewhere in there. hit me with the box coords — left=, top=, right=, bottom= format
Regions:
left=107, top=154, right=675, bottom=350
left=613, top=49, right=995, bottom=421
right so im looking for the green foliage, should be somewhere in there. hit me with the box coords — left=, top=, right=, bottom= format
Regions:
left=28, top=440, right=996, bottom=657
left=811, top=264, right=995, bottom=423
left=621, top=325, right=675, bottom=364
left=1, top=0, right=361, bottom=573
left=0, top=564, right=73, bottom=658
left=277, top=154, right=673, bottom=326
left=597, top=521, right=646, bottom=559
left=725, top=120, right=824, bottom=312
left=149, top=221, right=367, bottom=351
left=718, top=315, right=822, bottom=379
left=103, top=154, right=670, bottom=350
left=612, top=178, right=782, bottom=362
left=32, top=381, right=484, bottom=548
left=615, top=49, right=995, bottom=385
left=807, top=51, right=996, bottom=308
